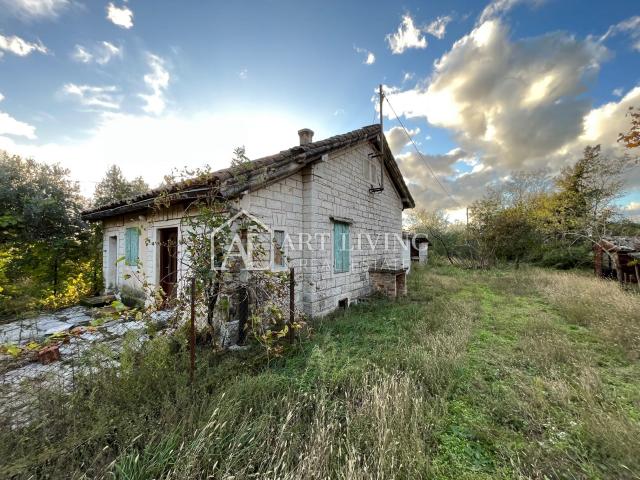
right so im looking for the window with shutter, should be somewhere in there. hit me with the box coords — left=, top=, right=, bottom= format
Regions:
left=333, top=222, right=350, bottom=273
left=125, top=227, right=140, bottom=266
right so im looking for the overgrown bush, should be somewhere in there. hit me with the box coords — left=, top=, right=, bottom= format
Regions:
left=534, top=243, right=592, bottom=270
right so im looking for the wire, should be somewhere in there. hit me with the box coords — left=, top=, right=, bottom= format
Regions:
left=384, top=95, right=462, bottom=209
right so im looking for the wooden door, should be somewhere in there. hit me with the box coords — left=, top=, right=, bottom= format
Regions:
left=159, top=228, right=178, bottom=301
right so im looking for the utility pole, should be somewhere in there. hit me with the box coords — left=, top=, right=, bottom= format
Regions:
left=378, top=84, right=385, bottom=190
left=379, top=84, right=384, bottom=132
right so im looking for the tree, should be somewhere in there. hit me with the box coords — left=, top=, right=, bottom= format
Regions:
left=547, top=145, right=637, bottom=241
left=93, top=165, right=149, bottom=206
left=464, top=171, right=550, bottom=267
left=406, top=209, right=458, bottom=264
left=619, top=106, right=640, bottom=149
left=0, top=151, right=93, bottom=312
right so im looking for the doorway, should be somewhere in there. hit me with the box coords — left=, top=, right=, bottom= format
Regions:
left=108, top=235, right=118, bottom=290
left=159, top=228, right=178, bottom=302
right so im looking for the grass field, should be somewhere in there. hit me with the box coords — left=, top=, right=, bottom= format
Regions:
left=1, top=264, right=639, bottom=479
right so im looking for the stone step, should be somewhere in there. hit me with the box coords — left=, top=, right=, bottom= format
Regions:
left=80, top=295, right=116, bottom=308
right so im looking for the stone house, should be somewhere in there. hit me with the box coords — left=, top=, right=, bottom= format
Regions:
left=82, top=124, right=416, bottom=317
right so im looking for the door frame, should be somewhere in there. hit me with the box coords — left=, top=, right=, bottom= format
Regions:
left=157, top=226, right=179, bottom=301
left=107, top=235, right=118, bottom=290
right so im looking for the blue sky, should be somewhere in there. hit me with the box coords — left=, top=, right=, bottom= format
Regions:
left=0, top=0, right=639, bottom=220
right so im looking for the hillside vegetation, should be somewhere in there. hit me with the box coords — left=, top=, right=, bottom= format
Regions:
left=1, top=265, right=639, bottom=479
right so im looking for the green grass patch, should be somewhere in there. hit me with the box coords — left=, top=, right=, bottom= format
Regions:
left=1, top=265, right=638, bottom=479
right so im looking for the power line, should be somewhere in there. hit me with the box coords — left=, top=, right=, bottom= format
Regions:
left=384, top=94, right=462, bottom=209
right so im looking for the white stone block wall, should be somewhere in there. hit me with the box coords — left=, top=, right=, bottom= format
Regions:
left=299, top=143, right=404, bottom=316
left=99, top=142, right=408, bottom=318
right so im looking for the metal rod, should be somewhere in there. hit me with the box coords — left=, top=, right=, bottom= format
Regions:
left=190, top=276, right=196, bottom=384
left=378, top=84, right=385, bottom=191
left=289, top=267, right=295, bottom=344
left=379, top=84, right=383, bottom=133
left=238, top=286, right=248, bottom=345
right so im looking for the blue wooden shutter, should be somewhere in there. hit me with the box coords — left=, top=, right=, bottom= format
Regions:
left=125, top=227, right=139, bottom=266
left=333, top=222, right=349, bottom=273
left=342, top=224, right=350, bottom=272
left=334, top=222, right=342, bottom=272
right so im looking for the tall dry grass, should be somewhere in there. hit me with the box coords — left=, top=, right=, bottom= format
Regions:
left=151, top=371, right=431, bottom=480
left=529, top=269, right=640, bottom=358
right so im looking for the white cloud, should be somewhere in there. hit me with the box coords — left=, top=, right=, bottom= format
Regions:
left=386, top=14, right=428, bottom=54
left=98, top=41, right=121, bottom=64
left=624, top=201, right=640, bottom=220
left=402, top=72, right=414, bottom=83
left=612, top=87, right=624, bottom=97
left=602, top=16, right=640, bottom=52
left=62, top=83, right=120, bottom=110
left=72, top=41, right=122, bottom=64
left=386, top=20, right=608, bottom=167
left=0, top=34, right=47, bottom=57
left=0, top=110, right=316, bottom=196
left=139, top=54, right=170, bottom=115
left=382, top=18, right=635, bottom=210
left=72, top=44, right=92, bottom=63
left=0, top=112, right=36, bottom=139
left=479, top=0, right=545, bottom=24
left=0, top=0, right=70, bottom=20
left=354, top=46, right=376, bottom=65
left=426, top=15, right=452, bottom=39
left=385, top=125, right=420, bottom=155
left=0, top=95, right=37, bottom=139
left=106, top=2, right=133, bottom=29
left=580, top=86, right=640, bottom=145
left=238, top=68, right=248, bottom=80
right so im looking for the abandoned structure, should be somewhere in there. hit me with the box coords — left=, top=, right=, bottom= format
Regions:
left=593, top=236, right=640, bottom=285
left=403, top=232, right=430, bottom=267
left=82, top=124, right=416, bottom=317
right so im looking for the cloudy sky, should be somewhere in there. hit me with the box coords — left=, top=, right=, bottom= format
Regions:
left=0, top=0, right=638, bottom=220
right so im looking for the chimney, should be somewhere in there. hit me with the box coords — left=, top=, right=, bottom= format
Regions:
left=298, top=128, right=314, bottom=145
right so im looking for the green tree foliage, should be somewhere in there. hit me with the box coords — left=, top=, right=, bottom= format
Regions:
left=0, top=151, right=96, bottom=317
left=93, top=165, right=149, bottom=207
left=619, top=106, right=640, bottom=149
left=414, top=145, right=637, bottom=269
left=406, top=209, right=464, bottom=264
left=468, top=171, right=549, bottom=267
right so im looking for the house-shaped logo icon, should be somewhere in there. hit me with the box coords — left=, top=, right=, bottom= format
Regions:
left=210, top=209, right=277, bottom=271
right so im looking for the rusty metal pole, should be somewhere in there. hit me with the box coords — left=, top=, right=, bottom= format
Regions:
left=238, top=286, right=248, bottom=345
left=289, top=267, right=295, bottom=344
left=190, top=277, right=196, bottom=384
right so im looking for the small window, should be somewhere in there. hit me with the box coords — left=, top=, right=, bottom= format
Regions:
left=273, top=230, right=285, bottom=267
left=125, top=227, right=140, bottom=266
left=333, top=222, right=350, bottom=273
left=363, top=157, right=380, bottom=185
